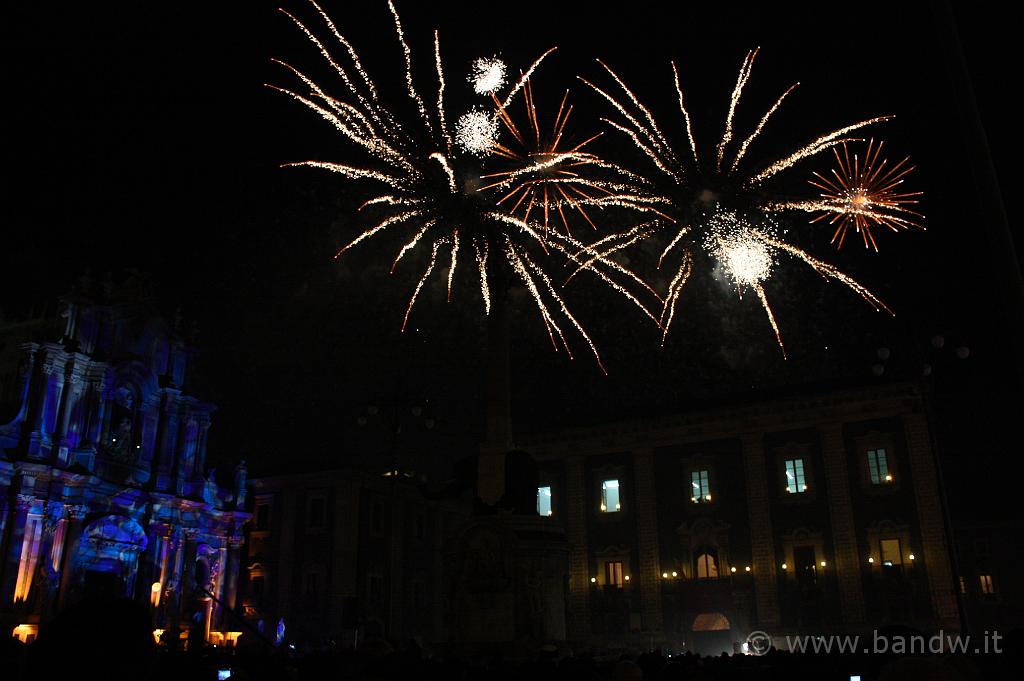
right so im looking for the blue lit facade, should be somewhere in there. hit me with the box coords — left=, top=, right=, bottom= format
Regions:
left=0, top=284, right=249, bottom=644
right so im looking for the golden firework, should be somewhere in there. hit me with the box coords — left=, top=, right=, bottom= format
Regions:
left=581, top=50, right=899, bottom=353
left=805, top=139, right=924, bottom=251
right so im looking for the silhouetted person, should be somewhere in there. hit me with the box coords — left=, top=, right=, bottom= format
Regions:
left=29, top=596, right=155, bottom=681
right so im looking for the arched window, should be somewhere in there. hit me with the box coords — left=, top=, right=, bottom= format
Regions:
left=695, top=551, right=719, bottom=579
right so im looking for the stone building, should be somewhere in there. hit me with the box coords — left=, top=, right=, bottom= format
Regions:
left=523, top=381, right=960, bottom=654
left=242, top=468, right=470, bottom=647
left=0, top=279, right=249, bottom=645
left=242, top=381, right=961, bottom=655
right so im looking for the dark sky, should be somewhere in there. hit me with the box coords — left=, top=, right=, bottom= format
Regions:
left=2, top=1, right=1020, bottom=509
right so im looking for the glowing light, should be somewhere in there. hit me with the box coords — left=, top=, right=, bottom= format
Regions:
left=273, top=2, right=617, bottom=370
left=782, top=139, right=924, bottom=250
left=662, top=572, right=669, bottom=579
left=591, top=577, right=597, bottom=583
left=456, top=108, right=499, bottom=155
left=584, top=50, right=904, bottom=351
left=671, top=571, right=678, bottom=577
left=820, top=560, right=827, bottom=567
left=624, top=575, right=631, bottom=581
left=151, top=581, right=162, bottom=608
left=731, top=567, right=737, bottom=573
left=781, top=563, right=788, bottom=570
left=909, top=553, right=916, bottom=561
left=12, top=624, right=39, bottom=644
left=745, top=566, right=751, bottom=572
left=470, top=57, right=507, bottom=94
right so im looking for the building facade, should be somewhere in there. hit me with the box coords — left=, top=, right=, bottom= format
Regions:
left=242, top=468, right=469, bottom=648
left=242, top=381, right=962, bottom=655
left=523, top=382, right=961, bottom=654
left=0, top=282, right=249, bottom=645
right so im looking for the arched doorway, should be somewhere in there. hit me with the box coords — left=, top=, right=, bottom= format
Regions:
left=692, top=612, right=734, bottom=656
left=79, top=514, right=148, bottom=599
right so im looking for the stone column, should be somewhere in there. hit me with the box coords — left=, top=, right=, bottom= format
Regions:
left=54, top=360, right=86, bottom=466
left=740, top=432, right=781, bottom=628
left=564, top=456, right=590, bottom=639
left=33, top=503, right=65, bottom=619
left=902, top=412, right=960, bottom=630
left=387, top=489, right=405, bottom=639
left=818, top=423, right=867, bottom=628
left=163, top=532, right=186, bottom=643
left=55, top=504, right=89, bottom=612
left=154, top=392, right=181, bottom=492
left=632, top=448, right=663, bottom=633
left=0, top=495, right=34, bottom=604
left=29, top=353, right=67, bottom=460
left=224, top=536, right=244, bottom=613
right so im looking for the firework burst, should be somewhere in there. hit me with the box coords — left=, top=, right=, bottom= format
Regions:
left=581, top=49, right=901, bottom=352
left=779, top=139, right=924, bottom=251
left=271, top=0, right=654, bottom=371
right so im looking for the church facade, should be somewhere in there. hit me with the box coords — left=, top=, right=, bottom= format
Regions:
left=0, top=278, right=249, bottom=645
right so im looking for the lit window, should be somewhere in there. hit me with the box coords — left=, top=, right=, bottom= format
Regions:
left=958, top=576, right=967, bottom=594
left=880, top=538, right=903, bottom=566
left=867, top=448, right=892, bottom=484
left=691, top=470, right=711, bottom=503
left=605, top=561, right=624, bottom=588
left=537, top=486, right=553, bottom=517
left=696, top=552, right=719, bottom=579
left=784, top=458, right=807, bottom=493
left=979, top=574, right=996, bottom=595
left=601, top=480, right=621, bottom=512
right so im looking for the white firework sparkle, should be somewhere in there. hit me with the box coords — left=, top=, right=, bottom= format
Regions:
left=469, top=57, right=507, bottom=94
left=455, top=108, right=499, bottom=155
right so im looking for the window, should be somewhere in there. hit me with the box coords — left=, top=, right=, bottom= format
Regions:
left=255, top=503, right=270, bottom=531
left=368, top=574, right=385, bottom=604
left=605, top=561, right=624, bottom=588
left=305, top=572, right=319, bottom=597
left=867, top=448, right=893, bottom=484
left=794, top=545, right=818, bottom=586
left=537, top=486, right=553, bottom=516
left=784, top=458, right=807, bottom=494
left=600, top=480, right=621, bottom=512
left=691, top=470, right=711, bottom=503
left=880, top=538, right=903, bottom=566
left=307, top=495, right=326, bottom=529
left=959, top=576, right=967, bottom=594
left=979, top=574, right=996, bottom=595
left=695, top=552, right=718, bottom=579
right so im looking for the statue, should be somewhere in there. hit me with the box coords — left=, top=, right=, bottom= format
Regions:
left=234, top=460, right=248, bottom=509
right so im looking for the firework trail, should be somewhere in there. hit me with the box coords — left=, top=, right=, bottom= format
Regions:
left=581, top=50, right=906, bottom=352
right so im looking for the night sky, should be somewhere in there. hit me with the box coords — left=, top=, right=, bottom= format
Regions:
left=2, top=2, right=1019, bottom=516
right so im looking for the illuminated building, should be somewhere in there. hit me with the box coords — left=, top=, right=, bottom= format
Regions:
left=242, top=382, right=958, bottom=653
left=0, top=278, right=249, bottom=644
left=524, top=382, right=959, bottom=654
